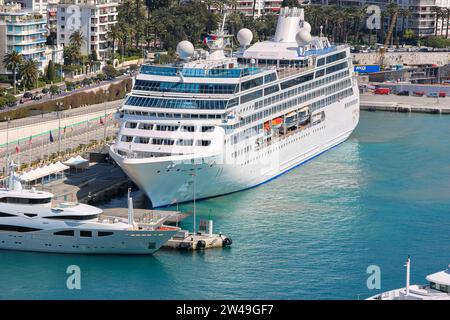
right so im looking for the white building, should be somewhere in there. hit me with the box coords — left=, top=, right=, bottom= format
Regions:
left=0, top=2, right=49, bottom=73
left=56, top=0, right=118, bottom=60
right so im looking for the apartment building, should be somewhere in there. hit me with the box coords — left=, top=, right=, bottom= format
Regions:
left=56, top=0, right=118, bottom=60
left=0, top=3, right=48, bottom=73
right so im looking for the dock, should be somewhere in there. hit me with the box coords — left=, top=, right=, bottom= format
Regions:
left=163, top=229, right=233, bottom=250
left=360, top=94, right=450, bottom=114
left=102, top=207, right=189, bottom=225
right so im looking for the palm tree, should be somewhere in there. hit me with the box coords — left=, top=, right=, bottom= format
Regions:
left=445, top=8, right=450, bottom=38
left=399, top=7, right=412, bottom=44
left=69, top=30, right=85, bottom=48
left=432, top=6, right=442, bottom=37
left=19, top=59, right=39, bottom=89
left=107, top=24, right=122, bottom=59
left=2, top=51, right=23, bottom=94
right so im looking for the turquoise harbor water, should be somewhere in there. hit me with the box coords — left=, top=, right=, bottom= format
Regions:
left=1, top=111, right=450, bottom=300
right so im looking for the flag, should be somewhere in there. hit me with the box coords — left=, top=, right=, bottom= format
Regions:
left=15, top=143, right=20, bottom=154
left=49, top=131, right=54, bottom=143
left=100, top=117, right=104, bottom=125
left=63, top=126, right=67, bottom=134
left=28, top=136, right=32, bottom=145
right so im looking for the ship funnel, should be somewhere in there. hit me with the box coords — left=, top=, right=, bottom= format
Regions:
left=273, top=7, right=304, bottom=43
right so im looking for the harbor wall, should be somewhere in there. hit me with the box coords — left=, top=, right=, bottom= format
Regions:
left=352, top=52, right=449, bottom=66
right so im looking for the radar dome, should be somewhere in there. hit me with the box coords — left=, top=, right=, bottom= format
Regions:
left=296, top=28, right=311, bottom=47
left=302, top=21, right=312, bottom=33
left=176, top=40, right=194, bottom=60
left=237, top=28, right=253, bottom=47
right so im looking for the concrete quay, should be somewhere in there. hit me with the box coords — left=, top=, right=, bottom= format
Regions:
left=360, top=94, right=450, bottom=114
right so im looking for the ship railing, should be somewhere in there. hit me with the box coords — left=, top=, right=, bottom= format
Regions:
left=140, top=65, right=263, bottom=78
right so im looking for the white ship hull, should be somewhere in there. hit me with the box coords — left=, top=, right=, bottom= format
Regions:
left=0, top=228, right=177, bottom=254
left=111, top=91, right=360, bottom=208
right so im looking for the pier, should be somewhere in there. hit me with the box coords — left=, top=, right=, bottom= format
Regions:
left=360, top=94, right=450, bottom=114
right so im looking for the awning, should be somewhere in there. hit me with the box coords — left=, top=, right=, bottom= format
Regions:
left=19, top=162, right=70, bottom=182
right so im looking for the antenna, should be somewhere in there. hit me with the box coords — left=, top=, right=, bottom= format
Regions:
left=405, top=256, right=411, bottom=296
left=127, top=188, right=135, bottom=227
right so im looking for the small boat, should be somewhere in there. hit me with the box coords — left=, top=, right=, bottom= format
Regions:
left=297, top=107, right=310, bottom=125
left=271, top=117, right=283, bottom=128
left=367, top=257, right=450, bottom=300
left=0, top=162, right=179, bottom=255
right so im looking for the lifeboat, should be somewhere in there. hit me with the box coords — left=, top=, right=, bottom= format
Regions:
left=264, top=121, right=271, bottom=131
left=271, top=117, right=283, bottom=128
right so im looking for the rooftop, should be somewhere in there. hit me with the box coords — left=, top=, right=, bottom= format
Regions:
left=426, top=267, right=450, bottom=286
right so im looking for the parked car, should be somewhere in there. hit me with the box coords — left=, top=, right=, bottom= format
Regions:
left=23, top=92, right=32, bottom=99
left=413, top=91, right=425, bottom=97
left=374, top=88, right=390, bottom=95
left=426, top=92, right=438, bottom=98
left=439, top=92, right=446, bottom=98
left=397, top=90, right=409, bottom=96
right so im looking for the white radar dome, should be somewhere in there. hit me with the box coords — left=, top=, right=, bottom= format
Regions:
left=302, top=21, right=312, bottom=33
left=237, top=28, right=253, bottom=47
left=176, top=40, right=194, bottom=60
left=296, top=28, right=311, bottom=47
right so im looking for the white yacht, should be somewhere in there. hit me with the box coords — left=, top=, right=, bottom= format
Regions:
left=0, top=163, right=179, bottom=254
left=110, top=6, right=360, bottom=207
left=367, top=257, right=450, bottom=300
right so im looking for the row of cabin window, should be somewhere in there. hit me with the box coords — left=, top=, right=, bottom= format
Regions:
left=316, top=51, right=347, bottom=67
left=53, top=230, right=114, bottom=237
left=236, top=79, right=352, bottom=129
left=125, top=96, right=229, bottom=110
left=133, top=80, right=239, bottom=94
left=120, top=135, right=211, bottom=147
left=255, top=69, right=350, bottom=111
left=237, top=58, right=309, bottom=69
left=0, top=197, right=52, bottom=204
left=123, top=110, right=223, bottom=120
left=125, top=123, right=214, bottom=133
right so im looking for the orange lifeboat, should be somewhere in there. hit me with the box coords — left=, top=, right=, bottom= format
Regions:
left=271, top=117, right=283, bottom=128
left=264, top=121, right=271, bottom=131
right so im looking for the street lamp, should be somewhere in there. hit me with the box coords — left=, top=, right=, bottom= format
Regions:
left=4, top=116, right=10, bottom=178
left=56, top=102, right=64, bottom=154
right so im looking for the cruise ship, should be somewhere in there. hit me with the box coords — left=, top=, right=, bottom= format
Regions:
left=110, top=7, right=360, bottom=207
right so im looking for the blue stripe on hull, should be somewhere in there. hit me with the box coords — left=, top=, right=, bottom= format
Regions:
left=155, top=137, right=349, bottom=209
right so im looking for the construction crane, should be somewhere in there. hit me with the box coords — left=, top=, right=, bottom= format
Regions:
left=378, top=9, right=399, bottom=69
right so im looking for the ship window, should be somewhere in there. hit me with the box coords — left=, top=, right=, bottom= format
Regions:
left=315, top=69, right=325, bottom=78
left=181, top=126, right=195, bottom=132
left=98, top=231, right=114, bottom=237
left=0, top=212, right=16, bottom=217
left=80, top=231, right=92, bottom=237
left=44, top=214, right=99, bottom=220
left=139, top=123, right=153, bottom=130
left=241, top=89, right=263, bottom=104
left=264, top=73, right=277, bottom=83
left=125, top=122, right=137, bottom=129
left=280, top=73, right=314, bottom=90
left=198, top=140, right=211, bottom=146
left=201, top=126, right=214, bottom=132
left=317, top=58, right=325, bottom=67
left=0, top=197, right=52, bottom=204
left=120, top=135, right=133, bottom=142
left=0, top=225, right=41, bottom=232
left=54, top=230, right=74, bottom=236
left=241, top=77, right=263, bottom=91
left=264, top=84, right=279, bottom=96
left=177, top=139, right=193, bottom=146
left=227, top=97, right=239, bottom=108
left=326, top=51, right=346, bottom=64
left=135, top=137, right=150, bottom=144
left=326, top=62, right=348, bottom=75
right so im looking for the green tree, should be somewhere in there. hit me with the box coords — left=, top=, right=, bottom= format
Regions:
left=102, top=65, right=117, bottom=78
left=46, top=60, right=56, bottom=82
left=281, top=0, right=299, bottom=7
left=69, top=30, right=85, bottom=48
left=2, top=51, right=24, bottom=94
left=19, top=59, right=39, bottom=89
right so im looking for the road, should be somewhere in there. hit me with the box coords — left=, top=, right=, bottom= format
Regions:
left=2, top=74, right=131, bottom=114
